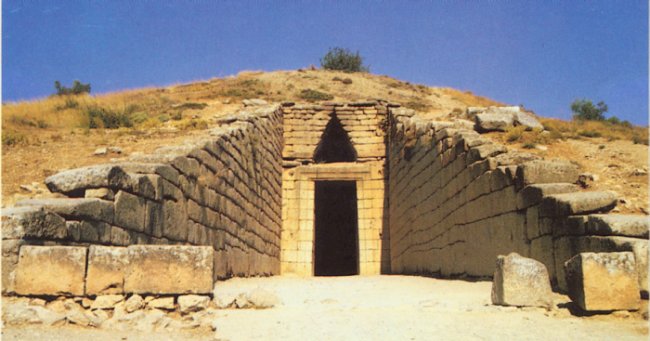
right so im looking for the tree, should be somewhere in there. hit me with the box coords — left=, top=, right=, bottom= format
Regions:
left=54, top=80, right=91, bottom=96
left=570, top=99, right=607, bottom=121
left=320, top=47, right=369, bottom=72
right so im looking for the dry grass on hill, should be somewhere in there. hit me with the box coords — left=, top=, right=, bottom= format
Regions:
left=1, top=69, right=648, bottom=213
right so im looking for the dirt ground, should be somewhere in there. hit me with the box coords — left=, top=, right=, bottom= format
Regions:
left=4, top=276, right=648, bottom=340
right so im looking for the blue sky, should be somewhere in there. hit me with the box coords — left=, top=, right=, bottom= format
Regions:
left=3, top=1, right=648, bottom=125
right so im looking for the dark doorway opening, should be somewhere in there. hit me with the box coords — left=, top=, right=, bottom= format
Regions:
left=314, top=181, right=359, bottom=276
left=313, top=114, right=357, bottom=163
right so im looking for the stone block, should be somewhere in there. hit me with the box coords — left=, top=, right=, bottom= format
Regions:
left=586, top=214, right=649, bottom=238
left=16, top=198, right=114, bottom=224
left=514, top=111, right=544, bottom=130
left=145, top=200, right=164, bottom=237
left=540, top=191, right=618, bottom=217
left=162, top=199, right=188, bottom=241
left=110, top=226, right=133, bottom=246
left=124, top=245, right=214, bottom=294
left=475, top=112, right=514, bottom=132
left=516, top=183, right=579, bottom=209
left=66, top=220, right=111, bottom=243
left=85, top=188, right=115, bottom=200
left=491, top=252, right=553, bottom=308
left=86, top=246, right=129, bottom=295
left=114, top=191, right=146, bottom=232
left=516, top=161, right=580, bottom=188
left=553, top=216, right=587, bottom=237
left=44, top=164, right=130, bottom=195
left=2, top=239, right=24, bottom=294
left=1, top=206, right=67, bottom=240
left=564, top=252, right=640, bottom=311
left=15, top=246, right=87, bottom=296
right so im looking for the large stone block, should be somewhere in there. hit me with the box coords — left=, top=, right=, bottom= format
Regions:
left=16, top=198, right=114, bottom=224
left=15, top=246, right=87, bottom=296
left=1, top=206, right=67, bottom=240
left=540, top=191, right=618, bottom=217
left=491, top=252, right=553, bottom=308
left=475, top=112, right=515, bottom=132
left=86, top=246, right=129, bottom=295
left=124, top=245, right=214, bottom=294
left=2, top=239, right=24, bottom=294
left=516, top=183, right=579, bottom=209
left=44, top=164, right=131, bottom=195
left=564, top=252, right=640, bottom=311
left=162, top=199, right=188, bottom=241
left=586, top=214, right=649, bottom=238
left=516, top=160, right=580, bottom=188
left=114, top=191, right=146, bottom=232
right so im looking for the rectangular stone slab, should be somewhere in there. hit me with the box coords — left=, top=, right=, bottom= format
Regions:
left=564, top=252, right=640, bottom=311
left=124, top=245, right=214, bottom=294
left=86, top=246, right=129, bottom=295
left=15, top=246, right=87, bottom=296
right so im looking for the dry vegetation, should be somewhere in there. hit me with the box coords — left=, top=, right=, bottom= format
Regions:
left=2, top=69, right=648, bottom=212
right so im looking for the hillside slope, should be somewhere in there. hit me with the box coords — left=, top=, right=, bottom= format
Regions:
left=2, top=69, right=647, bottom=213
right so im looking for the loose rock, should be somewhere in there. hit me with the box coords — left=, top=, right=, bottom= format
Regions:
left=125, top=294, right=145, bottom=313
left=148, top=297, right=175, bottom=310
left=91, top=295, right=124, bottom=310
left=491, top=253, right=553, bottom=309
left=178, top=295, right=210, bottom=313
left=246, top=288, right=280, bottom=309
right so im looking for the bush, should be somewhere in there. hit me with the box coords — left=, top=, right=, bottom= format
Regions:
left=55, top=98, right=79, bottom=111
left=578, top=130, right=602, bottom=138
left=85, top=106, right=133, bottom=129
left=505, top=126, right=526, bottom=142
left=174, top=102, right=208, bottom=110
left=606, top=116, right=621, bottom=125
left=2, top=130, right=27, bottom=146
left=571, top=99, right=607, bottom=121
left=55, top=80, right=91, bottom=96
left=298, top=89, right=333, bottom=102
left=632, top=135, right=649, bottom=145
left=320, top=47, right=369, bottom=72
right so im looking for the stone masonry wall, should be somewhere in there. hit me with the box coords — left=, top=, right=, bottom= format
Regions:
left=388, top=108, right=648, bottom=295
left=2, top=106, right=284, bottom=294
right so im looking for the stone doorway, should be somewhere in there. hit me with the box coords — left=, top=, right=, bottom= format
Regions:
left=314, top=181, right=359, bottom=276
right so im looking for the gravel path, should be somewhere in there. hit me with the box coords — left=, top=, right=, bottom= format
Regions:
left=4, top=275, right=648, bottom=340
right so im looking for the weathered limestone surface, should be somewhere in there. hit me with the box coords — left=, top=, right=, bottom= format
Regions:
left=15, top=246, right=87, bottom=296
left=541, top=191, right=618, bottom=217
left=491, top=253, right=553, bottom=308
left=86, top=246, right=129, bottom=295
left=586, top=214, right=649, bottom=238
left=564, top=252, right=640, bottom=311
left=475, top=113, right=514, bottom=132
left=516, top=160, right=580, bottom=188
left=470, top=106, right=543, bottom=132
left=1, top=206, right=68, bottom=240
left=124, top=245, right=214, bottom=294
left=16, top=198, right=115, bottom=224
left=44, top=164, right=130, bottom=195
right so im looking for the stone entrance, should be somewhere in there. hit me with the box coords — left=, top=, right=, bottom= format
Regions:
left=314, top=180, right=359, bottom=276
left=280, top=102, right=390, bottom=276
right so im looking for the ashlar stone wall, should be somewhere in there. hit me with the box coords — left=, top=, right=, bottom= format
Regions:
left=2, top=106, right=284, bottom=294
left=388, top=108, right=648, bottom=296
